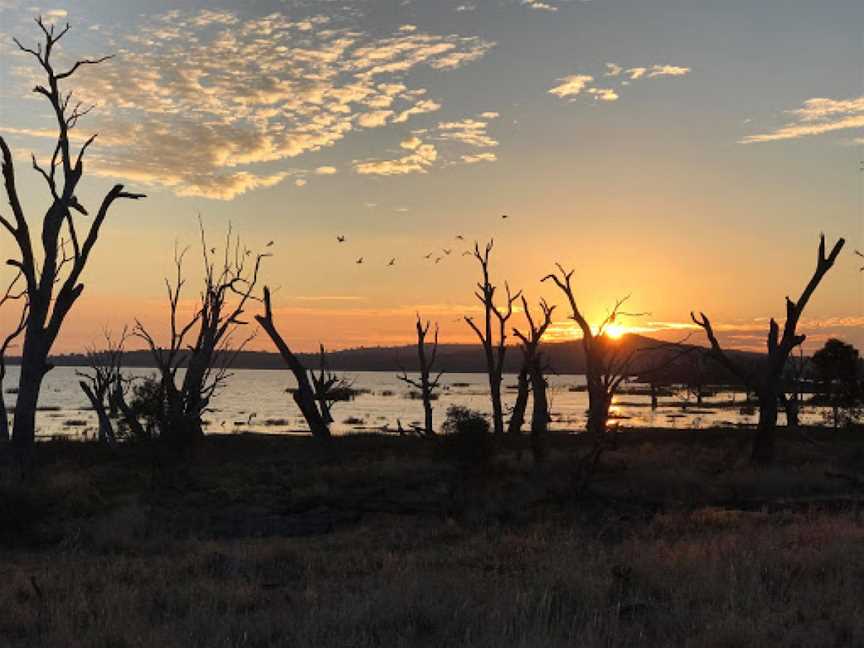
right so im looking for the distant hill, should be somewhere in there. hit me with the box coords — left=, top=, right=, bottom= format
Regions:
left=10, top=334, right=763, bottom=377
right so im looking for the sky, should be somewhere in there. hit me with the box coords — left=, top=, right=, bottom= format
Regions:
left=1, top=0, right=864, bottom=354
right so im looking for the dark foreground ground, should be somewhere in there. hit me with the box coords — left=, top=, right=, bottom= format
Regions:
left=3, top=426, right=864, bottom=647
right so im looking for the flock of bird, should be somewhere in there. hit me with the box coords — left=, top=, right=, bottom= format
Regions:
left=337, top=214, right=510, bottom=267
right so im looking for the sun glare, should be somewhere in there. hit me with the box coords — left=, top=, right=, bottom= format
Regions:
left=603, top=323, right=626, bottom=340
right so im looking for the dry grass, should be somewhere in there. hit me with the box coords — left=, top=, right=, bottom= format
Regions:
left=2, top=428, right=864, bottom=647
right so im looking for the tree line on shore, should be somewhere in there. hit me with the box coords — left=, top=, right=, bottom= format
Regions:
left=0, top=19, right=855, bottom=484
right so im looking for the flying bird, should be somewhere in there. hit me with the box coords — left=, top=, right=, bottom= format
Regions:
left=387, top=258, right=396, bottom=266
left=442, top=248, right=452, bottom=255
left=455, top=235, right=464, bottom=240
left=424, top=252, right=433, bottom=259
left=462, top=250, right=472, bottom=256
left=435, top=257, right=442, bottom=264
left=356, top=257, right=364, bottom=264
left=266, top=240, right=275, bottom=247
left=209, top=247, right=216, bottom=254
left=501, top=214, right=509, bottom=219
left=337, top=235, right=346, bottom=243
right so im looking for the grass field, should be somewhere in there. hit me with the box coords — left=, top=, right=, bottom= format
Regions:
left=3, top=427, right=864, bottom=647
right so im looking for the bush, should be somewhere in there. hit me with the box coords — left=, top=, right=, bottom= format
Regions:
left=439, top=405, right=493, bottom=468
left=118, top=375, right=163, bottom=442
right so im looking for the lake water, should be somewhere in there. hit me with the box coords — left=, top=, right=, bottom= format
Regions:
left=0, top=366, right=834, bottom=440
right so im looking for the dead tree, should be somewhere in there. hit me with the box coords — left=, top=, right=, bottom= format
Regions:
left=76, top=329, right=128, bottom=446
left=464, top=240, right=521, bottom=437
left=397, top=315, right=443, bottom=437
left=310, top=344, right=354, bottom=425
left=543, top=266, right=641, bottom=484
left=512, top=297, right=555, bottom=462
left=1, top=19, right=145, bottom=467
left=691, top=234, right=844, bottom=464
left=255, top=287, right=331, bottom=440
left=134, top=225, right=266, bottom=445
left=779, top=349, right=806, bottom=428
left=0, top=272, right=28, bottom=443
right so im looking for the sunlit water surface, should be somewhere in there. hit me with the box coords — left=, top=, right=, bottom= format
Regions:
left=1, top=366, right=833, bottom=440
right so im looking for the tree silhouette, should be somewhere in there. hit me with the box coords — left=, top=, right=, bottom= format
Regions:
left=543, top=265, right=641, bottom=483
left=397, top=315, right=443, bottom=437
left=511, top=297, right=555, bottom=463
left=464, top=240, right=521, bottom=437
left=0, top=271, right=27, bottom=443
left=0, top=18, right=145, bottom=470
left=134, top=224, right=266, bottom=445
left=255, top=287, right=332, bottom=441
left=76, top=329, right=128, bottom=447
left=811, top=338, right=860, bottom=428
left=310, top=344, right=354, bottom=425
left=691, top=234, right=844, bottom=463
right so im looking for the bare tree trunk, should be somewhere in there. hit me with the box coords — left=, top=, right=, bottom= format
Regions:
left=529, top=363, right=549, bottom=465
left=650, top=382, right=658, bottom=410
left=507, top=366, right=530, bottom=435
left=464, top=241, right=520, bottom=439
left=79, top=381, right=115, bottom=446
left=779, top=392, right=799, bottom=428
left=256, top=287, right=330, bottom=441
left=111, top=381, right=147, bottom=441
left=586, top=378, right=609, bottom=443
left=490, top=376, right=505, bottom=437
left=0, top=402, right=8, bottom=444
left=12, top=346, right=49, bottom=472
left=753, top=389, right=777, bottom=464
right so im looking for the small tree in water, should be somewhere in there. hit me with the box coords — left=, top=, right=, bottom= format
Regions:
left=134, top=223, right=267, bottom=445
left=397, top=315, right=443, bottom=437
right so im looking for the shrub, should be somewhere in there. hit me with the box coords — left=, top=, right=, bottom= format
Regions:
left=439, top=405, right=493, bottom=468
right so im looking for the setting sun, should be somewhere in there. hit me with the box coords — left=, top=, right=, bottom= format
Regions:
left=603, top=323, right=627, bottom=340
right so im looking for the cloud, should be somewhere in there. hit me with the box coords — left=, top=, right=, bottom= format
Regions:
left=741, top=96, right=864, bottom=144
left=521, top=0, right=558, bottom=11
left=314, top=165, right=338, bottom=174
left=392, top=99, right=443, bottom=123
left=5, top=8, right=494, bottom=199
left=436, top=117, right=499, bottom=147
left=587, top=87, right=618, bottom=102
left=400, top=136, right=423, bottom=150
left=461, top=152, right=497, bottom=164
left=548, top=74, right=594, bottom=98
left=295, top=178, right=307, bottom=187
left=354, top=110, right=500, bottom=175
left=550, top=62, right=690, bottom=104
left=647, top=64, right=690, bottom=78
left=354, top=140, right=439, bottom=176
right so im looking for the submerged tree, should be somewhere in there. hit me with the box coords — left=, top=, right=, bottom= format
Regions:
left=76, top=329, right=127, bottom=446
left=397, top=315, right=443, bottom=437
left=0, top=272, right=28, bottom=443
left=464, top=240, right=521, bottom=437
left=0, top=19, right=145, bottom=468
left=543, top=266, right=641, bottom=482
left=511, top=297, right=555, bottom=463
left=255, top=287, right=332, bottom=441
left=691, top=234, right=844, bottom=464
left=134, top=225, right=266, bottom=445
left=310, top=344, right=354, bottom=425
